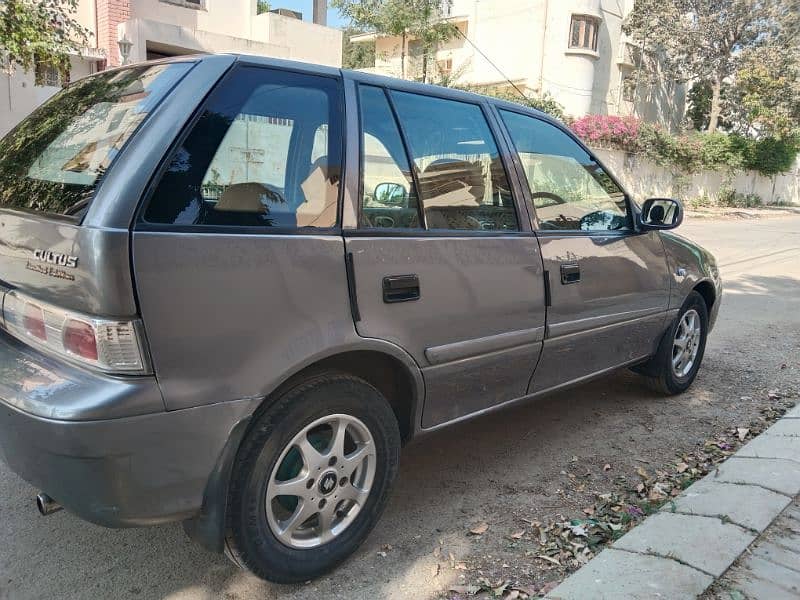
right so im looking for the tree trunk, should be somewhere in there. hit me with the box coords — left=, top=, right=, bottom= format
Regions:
left=707, top=77, right=722, bottom=133
left=422, top=53, right=428, bottom=83
left=401, top=31, right=406, bottom=79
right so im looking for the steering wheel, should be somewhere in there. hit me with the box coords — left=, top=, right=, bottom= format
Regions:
left=529, top=191, right=566, bottom=206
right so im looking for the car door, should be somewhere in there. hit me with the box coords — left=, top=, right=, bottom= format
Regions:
left=132, top=64, right=353, bottom=410
left=344, top=83, right=546, bottom=428
left=496, top=108, right=671, bottom=392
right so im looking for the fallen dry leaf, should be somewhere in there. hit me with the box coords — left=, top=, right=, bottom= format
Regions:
left=676, top=462, right=689, bottom=473
left=536, top=554, right=561, bottom=566
left=582, top=506, right=595, bottom=516
left=737, top=427, right=750, bottom=441
left=510, top=530, right=525, bottom=540
left=603, top=463, right=612, bottom=471
left=469, top=522, right=489, bottom=535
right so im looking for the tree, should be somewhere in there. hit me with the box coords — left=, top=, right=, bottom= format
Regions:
left=623, top=0, right=800, bottom=133
left=342, top=26, right=376, bottom=69
left=0, top=0, right=89, bottom=79
left=332, top=0, right=457, bottom=80
left=731, top=46, right=800, bottom=138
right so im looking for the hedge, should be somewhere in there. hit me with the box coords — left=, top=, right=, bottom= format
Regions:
left=570, top=115, right=799, bottom=177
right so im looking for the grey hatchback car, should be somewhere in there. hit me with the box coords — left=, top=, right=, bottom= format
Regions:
left=0, top=55, right=721, bottom=582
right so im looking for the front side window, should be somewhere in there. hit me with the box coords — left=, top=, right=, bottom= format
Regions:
left=569, top=15, right=600, bottom=51
left=390, top=91, right=518, bottom=232
left=0, top=62, right=192, bottom=218
left=144, top=66, right=342, bottom=229
left=499, top=110, right=630, bottom=232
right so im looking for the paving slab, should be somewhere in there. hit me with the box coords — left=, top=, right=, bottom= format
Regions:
left=663, top=480, right=791, bottom=531
left=734, top=573, right=800, bottom=600
left=737, top=435, right=800, bottom=463
left=711, top=457, right=800, bottom=496
left=762, top=418, right=800, bottom=437
left=784, top=404, right=800, bottom=418
left=752, top=541, right=800, bottom=574
left=546, top=548, right=713, bottom=600
left=612, top=512, right=755, bottom=577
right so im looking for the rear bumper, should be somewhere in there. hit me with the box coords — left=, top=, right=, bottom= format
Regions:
left=0, top=330, right=258, bottom=527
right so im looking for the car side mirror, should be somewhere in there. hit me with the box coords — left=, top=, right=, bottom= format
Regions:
left=374, top=182, right=408, bottom=207
left=639, top=198, right=683, bottom=230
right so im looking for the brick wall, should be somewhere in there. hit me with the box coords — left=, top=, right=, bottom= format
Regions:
left=96, top=0, right=131, bottom=67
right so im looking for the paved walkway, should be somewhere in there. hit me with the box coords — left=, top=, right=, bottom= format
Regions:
left=706, top=499, right=800, bottom=599
left=547, top=404, right=800, bottom=600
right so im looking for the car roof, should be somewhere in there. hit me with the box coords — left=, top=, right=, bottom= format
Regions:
left=183, top=53, right=560, bottom=126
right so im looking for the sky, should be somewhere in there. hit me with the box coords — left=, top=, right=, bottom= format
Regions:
left=271, top=1, right=348, bottom=29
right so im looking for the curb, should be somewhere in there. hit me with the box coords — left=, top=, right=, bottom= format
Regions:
left=546, top=403, right=800, bottom=600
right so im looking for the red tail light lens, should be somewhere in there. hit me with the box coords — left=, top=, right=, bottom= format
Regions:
left=63, top=319, right=98, bottom=361
left=23, top=303, right=46, bottom=340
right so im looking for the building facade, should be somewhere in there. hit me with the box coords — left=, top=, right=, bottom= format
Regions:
left=352, top=0, right=685, bottom=127
left=0, top=0, right=343, bottom=136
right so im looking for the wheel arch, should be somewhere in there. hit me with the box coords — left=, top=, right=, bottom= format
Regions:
left=692, top=279, right=717, bottom=314
left=184, top=341, right=424, bottom=554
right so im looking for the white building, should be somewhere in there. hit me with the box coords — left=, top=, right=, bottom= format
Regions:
left=0, top=0, right=343, bottom=137
left=352, top=0, right=685, bottom=127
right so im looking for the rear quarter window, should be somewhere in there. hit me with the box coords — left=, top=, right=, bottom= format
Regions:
left=0, top=62, right=193, bottom=219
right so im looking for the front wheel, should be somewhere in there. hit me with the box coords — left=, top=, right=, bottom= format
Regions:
left=637, top=291, right=709, bottom=395
left=224, top=372, right=401, bottom=583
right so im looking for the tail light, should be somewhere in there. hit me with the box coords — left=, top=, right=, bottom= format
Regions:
left=1, top=291, right=148, bottom=374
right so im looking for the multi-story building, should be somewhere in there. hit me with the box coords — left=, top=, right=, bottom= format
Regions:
left=351, top=0, right=685, bottom=127
left=0, top=0, right=342, bottom=136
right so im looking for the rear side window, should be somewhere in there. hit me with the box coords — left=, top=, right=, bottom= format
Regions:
left=389, top=91, right=518, bottom=232
left=359, top=85, right=421, bottom=229
left=0, top=63, right=192, bottom=219
left=144, top=66, right=343, bottom=229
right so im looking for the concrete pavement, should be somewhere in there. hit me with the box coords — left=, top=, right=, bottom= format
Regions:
left=548, top=404, right=800, bottom=600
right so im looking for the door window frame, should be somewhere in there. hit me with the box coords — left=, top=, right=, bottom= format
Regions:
left=346, top=74, right=533, bottom=237
left=490, top=103, right=637, bottom=237
left=134, top=61, right=347, bottom=236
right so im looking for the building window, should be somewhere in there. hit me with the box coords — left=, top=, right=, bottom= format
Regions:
left=569, top=15, right=600, bottom=52
left=160, top=0, right=205, bottom=9
left=622, top=74, right=636, bottom=102
left=436, top=58, right=452, bottom=77
left=34, top=62, right=67, bottom=87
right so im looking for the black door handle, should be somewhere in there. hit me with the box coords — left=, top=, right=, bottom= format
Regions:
left=560, top=263, right=581, bottom=284
left=383, top=274, right=420, bottom=303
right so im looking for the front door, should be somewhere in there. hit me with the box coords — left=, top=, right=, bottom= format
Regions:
left=346, top=83, right=546, bottom=428
left=496, top=108, right=670, bottom=392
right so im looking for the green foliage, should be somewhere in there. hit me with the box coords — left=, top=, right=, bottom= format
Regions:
left=743, top=136, right=800, bottom=176
left=623, top=0, right=800, bottom=133
left=332, top=0, right=458, bottom=80
left=473, top=87, right=566, bottom=122
left=342, top=27, right=375, bottom=69
left=0, top=0, right=89, bottom=76
left=717, top=188, right=763, bottom=208
left=574, top=116, right=799, bottom=177
left=256, top=0, right=270, bottom=15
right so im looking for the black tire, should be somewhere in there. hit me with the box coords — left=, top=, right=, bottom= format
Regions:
left=224, top=372, right=401, bottom=583
left=636, top=291, right=709, bottom=395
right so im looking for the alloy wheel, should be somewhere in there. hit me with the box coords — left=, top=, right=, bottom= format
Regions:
left=265, top=414, right=376, bottom=549
left=672, top=309, right=702, bottom=378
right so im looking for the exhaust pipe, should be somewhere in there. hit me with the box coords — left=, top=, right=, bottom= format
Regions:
left=36, top=493, right=62, bottom=516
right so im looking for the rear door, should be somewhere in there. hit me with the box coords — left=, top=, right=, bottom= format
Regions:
left=496, top=108, right=670, bottom=392
left=345, top=83, right=546, bottom=428
left=132, top=63, right=353, bottom=410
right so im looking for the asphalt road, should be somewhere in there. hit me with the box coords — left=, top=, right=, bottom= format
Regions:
left=1, top=215, right=799, bottom=600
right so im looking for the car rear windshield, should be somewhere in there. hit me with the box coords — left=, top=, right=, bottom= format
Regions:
left=0, top=62, right=193, bottom=219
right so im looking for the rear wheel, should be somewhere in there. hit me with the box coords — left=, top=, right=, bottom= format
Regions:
left=636, top=291, right=709, bottom=395
left=225, top=372, right=401, bottom=583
